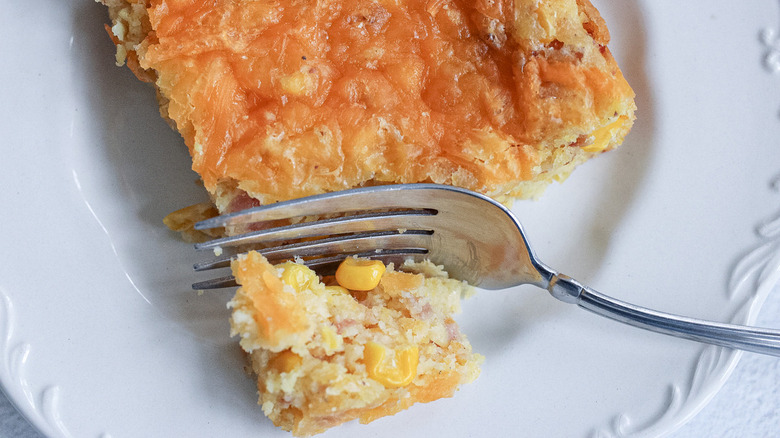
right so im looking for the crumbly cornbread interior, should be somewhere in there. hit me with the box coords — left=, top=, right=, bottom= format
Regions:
left=229, top=252, right=482, bottom=437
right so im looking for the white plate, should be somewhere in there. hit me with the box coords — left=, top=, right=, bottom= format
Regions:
left=1, top=1, right=779, bottom=437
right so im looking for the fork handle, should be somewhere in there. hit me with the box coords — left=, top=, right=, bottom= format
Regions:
left=547, top=274, right=780, bottom=357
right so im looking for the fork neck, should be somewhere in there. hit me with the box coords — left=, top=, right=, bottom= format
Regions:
left=532, top=262, right=583, bottom=304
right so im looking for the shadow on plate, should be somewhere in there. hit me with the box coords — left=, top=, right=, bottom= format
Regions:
left=71, top=2, right=230, bottom=341
left=70, top=1, right=267, bottom=426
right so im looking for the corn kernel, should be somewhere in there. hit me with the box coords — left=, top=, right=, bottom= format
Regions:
left=269, top=350, right=302, bottom=373
left=335, top=258, right=386, bottom=291
left=321, top=326, right=342, bottom=351
left=324, top=285, right=349, bottom=295
left=280, top=263, right=318, bottom=292
left=363, top=342, right=418, bottom=388
left=582, top=116, right=628, bottom=153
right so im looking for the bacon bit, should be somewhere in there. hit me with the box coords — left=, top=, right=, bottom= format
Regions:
left=445, top=319, right=460, bottom=341
left=417, top=302, right=434, bottom=320
left=226, top=190, right=298, bottom=233
left=227, top=190, right=262, bottom=213
left=570, top=134, right=588, bottom=147
left=335, top=318, right=357, bottom=333
left=548, top=39, right=564, bottom=51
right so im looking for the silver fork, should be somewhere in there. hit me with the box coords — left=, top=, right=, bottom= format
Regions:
left=192, top=183, right=780, bottom=357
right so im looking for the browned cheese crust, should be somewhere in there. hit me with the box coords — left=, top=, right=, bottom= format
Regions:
left=99, top=0, right=635, bottom=208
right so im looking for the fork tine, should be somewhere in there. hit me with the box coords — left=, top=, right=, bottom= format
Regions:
left=261, top=229, right=432, bottom=262
left=194, top=184, right=439, bottom=230
left=192, top=249, right=429, bottom=290
left=194, top=230, right=432, bottom=271
left=299, top=250, right=429, bottom=272
left=193, top=255, right=233, bottom=271
left=194, top=209, right=436, bottom=250
left=193, top=275, right=237, bottom=290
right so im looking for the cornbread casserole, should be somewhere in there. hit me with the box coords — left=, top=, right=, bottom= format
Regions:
left=230, top=253, right=480, bottom=436
left=97, top=0, right=635, bottom=434
left=98, top=0, right=635, bottom=210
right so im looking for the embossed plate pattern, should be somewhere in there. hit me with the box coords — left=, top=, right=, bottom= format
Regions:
left=0, top=1, right=779, bottom=437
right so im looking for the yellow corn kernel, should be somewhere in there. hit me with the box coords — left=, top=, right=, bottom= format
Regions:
left=363, top=342, right=418, bottom=388
left=582, top=116, right=628, bottom=153
left=280, top=263, right=318, bottom=292
left=269, top=350, right=302, bottom=373
left=321, top=326, right=342, bottom=351
left=324, top=285, right=349, bottom=295
left=335, top=258, right=386, bottom=291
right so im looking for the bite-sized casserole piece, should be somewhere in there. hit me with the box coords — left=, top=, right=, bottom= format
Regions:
left=229, top=253, right=481, bottom=436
